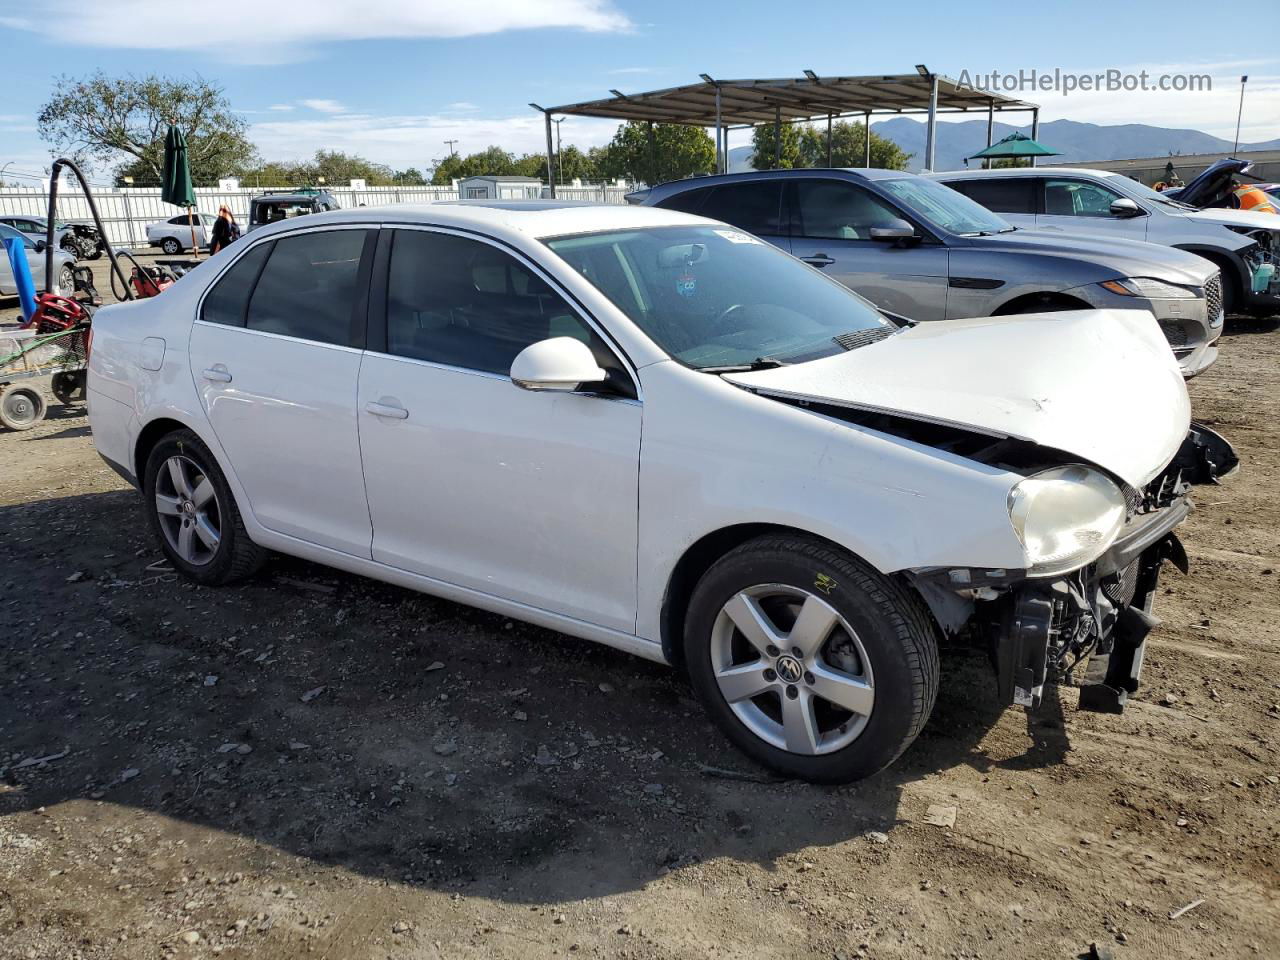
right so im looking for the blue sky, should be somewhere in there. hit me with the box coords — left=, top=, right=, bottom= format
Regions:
left=0, top=0, right=1276, bottom=183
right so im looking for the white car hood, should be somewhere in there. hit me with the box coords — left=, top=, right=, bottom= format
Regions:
left=725, top=310, right=1190, bottom=488
left=1182, top=207, right=1280, bottom=231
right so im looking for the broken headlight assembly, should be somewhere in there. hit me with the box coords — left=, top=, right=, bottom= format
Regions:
left=1007, top=465, right=1127, bottom=577
left=1099, top=277, right=1198, bottom=299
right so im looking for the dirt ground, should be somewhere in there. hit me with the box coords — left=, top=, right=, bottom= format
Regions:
left=1, top=256, right=1277, bottom=960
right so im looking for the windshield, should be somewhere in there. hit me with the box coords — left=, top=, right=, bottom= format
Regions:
left=545, top=225, right=890, bottom=370
left=1106, top=175, right=1195, bottom=210
left=878, top=177, right=1012, bottom=235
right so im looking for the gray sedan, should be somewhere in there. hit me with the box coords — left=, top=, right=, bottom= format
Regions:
left=631, top=169, right=1223, bottom=377
left=0, top=223, right=76, bottom=298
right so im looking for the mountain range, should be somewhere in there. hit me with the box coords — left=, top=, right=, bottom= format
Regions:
left=726, top=118, right=1280, bottom=174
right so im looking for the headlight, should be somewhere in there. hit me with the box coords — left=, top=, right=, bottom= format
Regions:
left=1100, top=277, right=1198, bottom=299
left=1007, top=465, right=1126, bottom=577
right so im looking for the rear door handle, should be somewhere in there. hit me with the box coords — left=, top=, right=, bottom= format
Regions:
left=201, top=366, right=232, bottom=383
left=365, top=400, right=409, bottom=420
left=802, top=254, right=835, bottom=267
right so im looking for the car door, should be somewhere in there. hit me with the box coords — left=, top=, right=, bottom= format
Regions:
left=1037, top=177, right=1148, bottom=239
left=945, top=177, right=1038, bottom=229
left=788, top=179, right=950, bottom=321
left=188, top=226, right=377, bottom=557
left=357, top=227, right=642, bottom=632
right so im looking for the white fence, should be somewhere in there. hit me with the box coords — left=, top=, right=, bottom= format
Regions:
left=0, top=182, right=633, bottom=251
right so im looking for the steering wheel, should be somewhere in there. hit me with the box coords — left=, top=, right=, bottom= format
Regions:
left=710, top=303, right=747, bottom=334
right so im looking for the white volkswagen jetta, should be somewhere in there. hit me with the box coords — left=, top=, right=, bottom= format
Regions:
left=87, top=201, right=1236, bottom=782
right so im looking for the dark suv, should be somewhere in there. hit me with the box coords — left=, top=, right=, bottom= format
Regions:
left=630, top=169, right=1224, bottom=377
left=247, top=189, right=341, bottom=233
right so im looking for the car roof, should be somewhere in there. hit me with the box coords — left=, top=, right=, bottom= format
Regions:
left=650, top=168, right=914, bottom=193
left=931, top=167, right=1121, bottom=180
left=240, top=200, right=705, bottom=241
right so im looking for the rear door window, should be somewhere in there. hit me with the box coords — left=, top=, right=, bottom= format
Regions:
left=947, top=178, right=1037, bottom=214
left=695, top=181, right=785, bottom=236
left=200, top=242, right=271, bottom=327
left=655, top=188, right=711, bottom=216
left=245, top=229, right=371, bottom=346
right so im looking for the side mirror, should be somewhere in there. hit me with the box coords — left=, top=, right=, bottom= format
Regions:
left=510, top=337, right=607, bottom=392
left=869, top=218, right=917, bottom=241
left=33, top=239, right=47, bottom=253
left=1110, top=198, right=1142, bottom=218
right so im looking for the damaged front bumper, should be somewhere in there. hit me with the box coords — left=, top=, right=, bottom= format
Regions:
left=913, top=422, right=1238, bottom=714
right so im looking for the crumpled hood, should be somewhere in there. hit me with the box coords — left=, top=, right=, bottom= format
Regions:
left=974, top=229, right=1216, bottom=284
left=725, top=309, right=1190, bottom=488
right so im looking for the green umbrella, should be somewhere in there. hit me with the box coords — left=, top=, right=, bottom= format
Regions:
left=160, top=123, right=200, bottom=258
left=966, top=131, right=1061, bottom=162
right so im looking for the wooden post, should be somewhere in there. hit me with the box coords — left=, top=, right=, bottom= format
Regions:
left=188, top=206, right=200, bottom=259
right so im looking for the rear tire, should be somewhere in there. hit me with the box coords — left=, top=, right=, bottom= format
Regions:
left=0, top=385, right=47, bottom=430
left=684, top=535, right=939, bottom=783
left=143, top=429, right=266, bottom=585
left=161, top=237, right=182, bottom=255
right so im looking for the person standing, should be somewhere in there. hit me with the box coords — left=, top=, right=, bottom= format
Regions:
left=210, top=205, right=241, bottom=255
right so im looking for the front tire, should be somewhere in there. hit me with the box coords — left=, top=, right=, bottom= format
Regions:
left=143, top=430, right=266, bottom=585
left=684, top=535, right=939, bottom=783
left=0, top=385, right=47, bottom=430
left=161, top=237, right=182, bottom=255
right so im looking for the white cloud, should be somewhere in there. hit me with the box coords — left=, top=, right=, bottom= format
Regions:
left=268, top=104, right=295, bottom=112
left=608, top=67, right=658, bottom=75
left=9, top=0, right=631, bottom=62
left=301, top=99, right=347, bottom=114
left=248, top=111, right=621, bottom=171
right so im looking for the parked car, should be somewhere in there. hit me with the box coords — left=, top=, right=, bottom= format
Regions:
left=146, top=212, right=218, bottom=255
left=632, top=170, right=1223, bottom=377
left=0, top=214, right=105, bottom=261
left=87, top=202, right=1235, bottom=782
left=932, top=166, right=1280, bottom=316
left=246, top=189, right=340, bottom=233
left=0, top=222, right=75, bottom=296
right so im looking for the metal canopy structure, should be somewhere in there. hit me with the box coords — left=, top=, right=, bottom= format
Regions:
left=530, top=66, right=1041, bottom=194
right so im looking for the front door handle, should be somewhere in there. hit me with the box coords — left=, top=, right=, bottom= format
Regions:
left=365, top=400, right=409, bottom=420
left=201, top=366, right=232, bottom=383
left=802, top=254, right=835, bottom=267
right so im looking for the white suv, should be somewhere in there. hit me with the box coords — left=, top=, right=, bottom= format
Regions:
left=86, top=202, right=1234, bottom=782
left=932, top=167, right=1280, bottom=317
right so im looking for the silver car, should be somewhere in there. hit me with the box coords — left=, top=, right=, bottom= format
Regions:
left=0, top=223, right=75, bottom=297
left=632, top=169, right=1223, bottom=377
left=931, top=166, right=1280, bottom=317
left=146, top=213, right=218, bottom=255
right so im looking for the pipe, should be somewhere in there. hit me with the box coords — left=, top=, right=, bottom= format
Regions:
left=45, top=157, right=131, bottom=299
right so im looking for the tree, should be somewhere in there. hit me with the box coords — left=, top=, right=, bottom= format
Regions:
left=430, top=146, right=520, bottom=184
left=797, top=121, right=912, bottom=170
left=750, top=122, right=803, bottom=170
left=39, top=72, right=255, bottom=185
left=599, top=122, right=714, bottom=185
left=395, top=167, right=427, bottom=186
left=989, top=157, right=1031, bottom=169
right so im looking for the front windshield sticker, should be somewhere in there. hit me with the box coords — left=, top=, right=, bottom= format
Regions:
left=714, top=229, right=761, bottom=244
left=676, top=271, right=697, bottom=298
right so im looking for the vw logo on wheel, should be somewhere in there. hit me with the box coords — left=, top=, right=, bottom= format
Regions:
left=775, top=655, right=804, bottom=684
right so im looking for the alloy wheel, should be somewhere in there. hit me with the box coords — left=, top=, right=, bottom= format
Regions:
left=154, top=455, right=222, bottom=566
left=710, top=584, right=875, bottom=755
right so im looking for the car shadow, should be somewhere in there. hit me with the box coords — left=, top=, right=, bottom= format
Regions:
left=1222, top=313, right=1280, bottom=337
left=0, top=488, right=1064, bottom=905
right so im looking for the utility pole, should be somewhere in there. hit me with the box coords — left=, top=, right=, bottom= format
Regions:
left=443, top=139, right=459, bottom=158
left=1232, top=76, right=1248, bottom=154
left=552, top=117, right=564, bottom=184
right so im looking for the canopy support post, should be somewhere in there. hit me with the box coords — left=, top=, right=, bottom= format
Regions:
left=646, top=121, right=657, bottom=185
left=986, top=100, right=995, bottom=169
left=826, top=113, right=833, bottom=167
left=714, top=85, right=723, bottom=174
left=774, top=106, right=782, bottom=167
left=544, top=111, right=557, bottom=198
left=1030, top=107, right=1040, bottom=168
left=924, top=73, right=938, bottom=172
left=864, top=111, right=872, bottom=167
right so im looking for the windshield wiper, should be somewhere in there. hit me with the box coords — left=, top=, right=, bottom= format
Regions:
left=701, top=357, right=787, bottom=373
